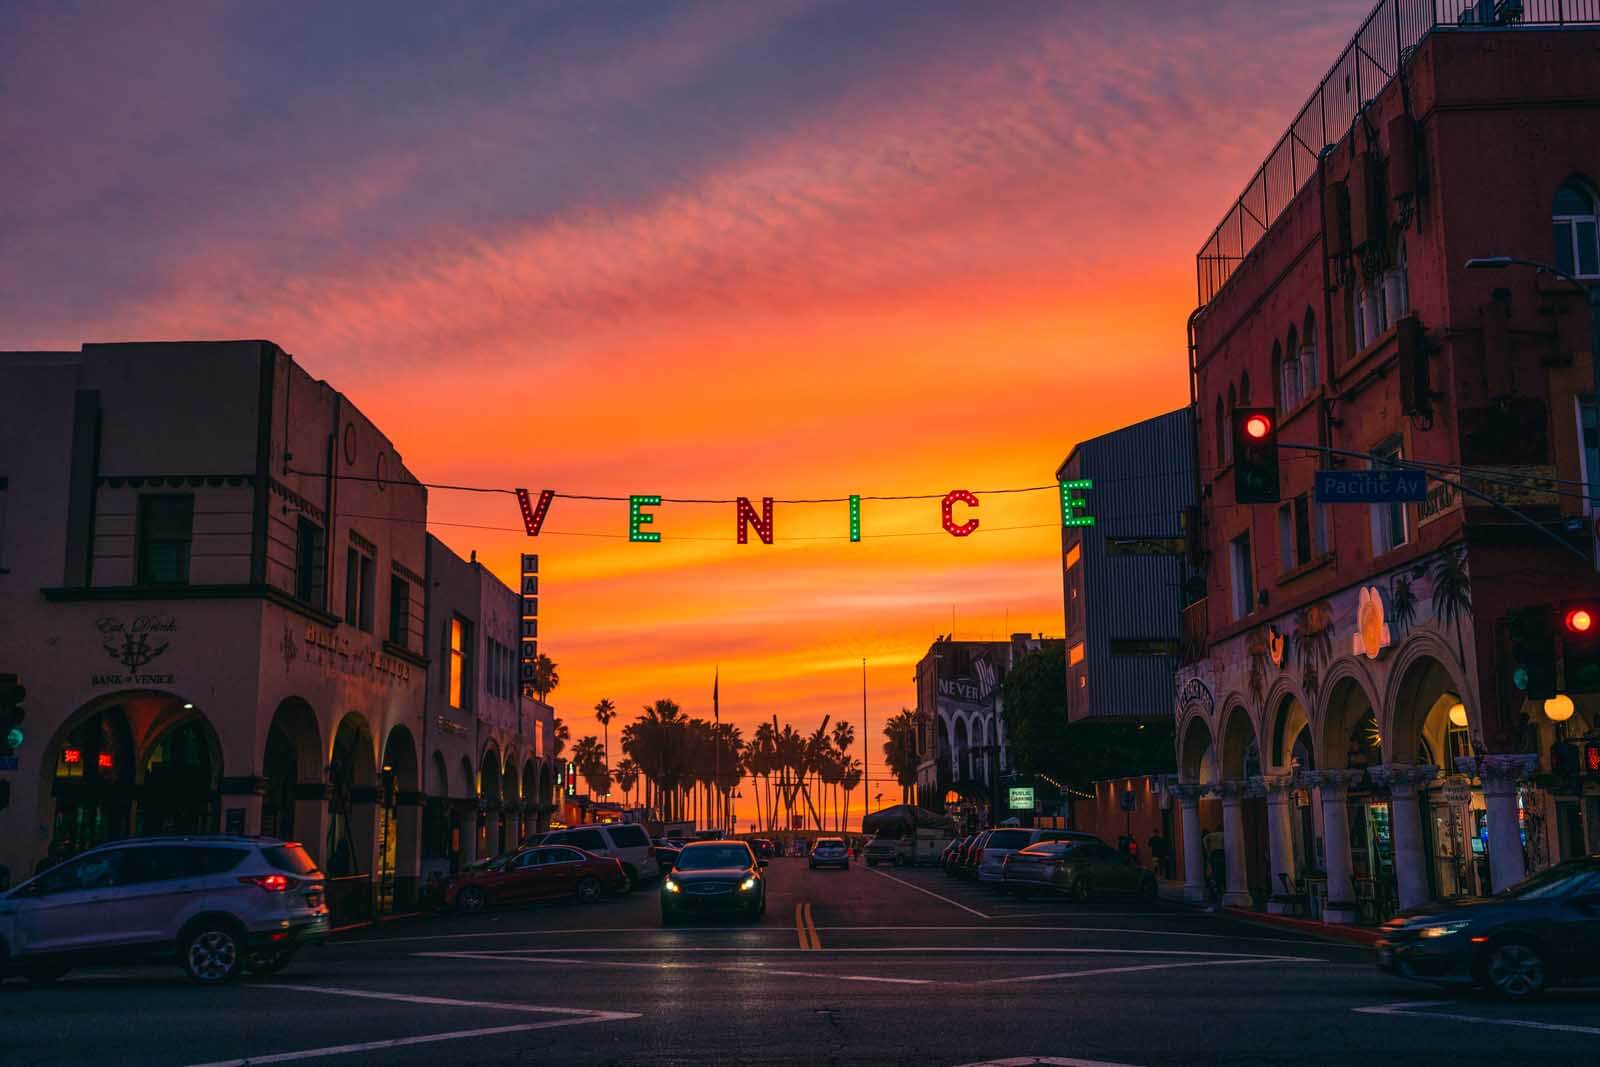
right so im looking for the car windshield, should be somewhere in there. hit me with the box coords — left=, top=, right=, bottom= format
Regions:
left=1017, top=842, right=1076, bottom=858
left=1502, top=864, right=1600, bottom=900
left=815, top=839, right=842, bottom=848
left=985, top=830, right=1032, bottom=849
left=262, top=844, right=320, bottom=876
left=675, top=845, right=754, bottom=870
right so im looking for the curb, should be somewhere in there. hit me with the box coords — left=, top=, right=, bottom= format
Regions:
left=328, top=911, right=428, bottom=938
left=1222, top=906, right=1383, bottom=947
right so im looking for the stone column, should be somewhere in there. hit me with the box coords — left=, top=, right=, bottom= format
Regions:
left=394, top=791, right=424, bottom=911
left=1255, top=774, right=1297, bottom=912
left=1461, top=754, right=1539, bottom=893
left=293, top=783, right=329, bottom=866
left=1369, top=764, right=1438, bottom=911
left=1308, top=769, right=1365, bottom=924
left=456, top=802, right=478, bottom=866
left=1217, top=780, right=1252, bottom=908
left=1172, top=783, right=1209, bottom=904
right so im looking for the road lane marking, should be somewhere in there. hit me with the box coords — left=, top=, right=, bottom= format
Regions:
left=954, top=1057, right=1143, bottom=1067
left=1354, top=1001, right=1600, bottom=1035
left=419, top=946, right=1321, bottom=960
left=973, top=957, right=1319, bottom=986
left=181, top=986, right=639, bottom=1067
left=864, top=865, right=991, bottom=919
left=804, top=901, right=820, bottom=950
left=417, top=951, right=934, bottom=984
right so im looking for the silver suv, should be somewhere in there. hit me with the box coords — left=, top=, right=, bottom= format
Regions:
left=0, top=835, right=329, bottom=984
left=536, top=823, right=660, bottom=889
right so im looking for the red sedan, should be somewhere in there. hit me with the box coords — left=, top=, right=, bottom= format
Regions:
left=443, top=845, right=628, bottom=912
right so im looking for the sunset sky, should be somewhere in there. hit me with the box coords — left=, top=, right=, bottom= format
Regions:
left=5, top=1, right=1372, bottom=799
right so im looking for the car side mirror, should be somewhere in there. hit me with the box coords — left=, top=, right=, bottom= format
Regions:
left=758, top=860, right=769, bottom=869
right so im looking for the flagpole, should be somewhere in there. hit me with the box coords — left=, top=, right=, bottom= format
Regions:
left=861, top=657, right=868, bottom=833
left=713, top=667, right=720, bottom=834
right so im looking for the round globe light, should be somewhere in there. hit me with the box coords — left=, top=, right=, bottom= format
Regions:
left=1544, top=693, right=1576, bottom=723
left=1447, top=702, right=1468, bottom=728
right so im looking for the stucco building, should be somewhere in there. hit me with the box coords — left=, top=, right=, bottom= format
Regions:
left=1179, top=9, right=1600, bottom=923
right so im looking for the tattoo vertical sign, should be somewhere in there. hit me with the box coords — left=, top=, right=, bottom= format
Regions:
left=518, top=554, right=539, bottom=697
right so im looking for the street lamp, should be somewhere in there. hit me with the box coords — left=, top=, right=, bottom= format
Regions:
left=1466, top=255, right=1600, bottom=395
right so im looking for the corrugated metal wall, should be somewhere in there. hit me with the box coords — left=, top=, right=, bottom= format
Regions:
left=1060, top=407, right=1196, bottom=721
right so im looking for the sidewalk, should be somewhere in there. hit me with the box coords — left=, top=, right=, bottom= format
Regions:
left=1221, top=906, right=1383, bottom=947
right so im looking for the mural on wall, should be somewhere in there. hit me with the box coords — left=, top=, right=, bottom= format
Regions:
left=1176, top=548, right=1476, bottom=728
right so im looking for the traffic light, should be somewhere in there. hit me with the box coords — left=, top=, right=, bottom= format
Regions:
left=0, top=673, right=24, bottom=757
left=1585, top=741, right=1600, bottom=776
left=1506, top=607, right=1557, bottom=702
left=1561, top=601, right=1600, bottom=693
left=1231, top=408, right=1281, bottom=504
left=1554, top=741, right=1582, bottom=777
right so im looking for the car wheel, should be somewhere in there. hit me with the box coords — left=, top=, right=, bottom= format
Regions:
left=245, top=949, right=297, bottom=976
left=1482, top=939, right=1548, bottom=1000
left=1071, top=874, right=1092, bottom=904
left=457, top=886, right=488, bottom=915
left=576, top=876, right=602, bottom=905
left=618, top=867, right=636, bottom=895
left=183, top=922, right=244, bottom=984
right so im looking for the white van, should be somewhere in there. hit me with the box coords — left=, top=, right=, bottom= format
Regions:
left=539, top=823, right=660, bottom=889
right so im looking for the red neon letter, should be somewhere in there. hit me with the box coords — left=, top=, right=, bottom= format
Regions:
left=736, top=496, right=775, bottom=545
left=515, top=488, right=555, bottom=536
left=942, top=490, right=979, bottom=537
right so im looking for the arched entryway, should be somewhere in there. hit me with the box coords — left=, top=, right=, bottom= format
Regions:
left=1217, top=705, right=1264, bottom=907
left=326, top=713, right=377, bottom=878
left=1313, top=669, right=1381, bottom=924
left=521, top=760, right=537, bottom=840
left=480, top=745, right=504, bottom=857
left=422, top=749, right=458, bottom=874
left=263, top=697, right=323, bottom=856
left=1267, top=692, right=1316, bottom=894
left=379, top=725, right=420, bottom=912
left=137, top=710, right=223, bottom=836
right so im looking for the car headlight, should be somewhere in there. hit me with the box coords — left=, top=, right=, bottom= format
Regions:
left=739, top=876, right=758, bottom=892
left=663, top=877, right=681, bottom=894
left=1417, top=920, right=1471, bottom=939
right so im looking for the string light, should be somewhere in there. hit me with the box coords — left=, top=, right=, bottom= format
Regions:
left=515, top=488, right=555, bottom=536
left=1060, top=479, right=1094, bottom=527
left=735, top=496, right=775, bottom=545
left=849, top=495, right=860, bottom=543
left=629, top=495, right=662, bottom=543
left=941, top=490, right=980, bottom=537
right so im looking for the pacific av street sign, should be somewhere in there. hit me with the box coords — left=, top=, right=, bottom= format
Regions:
left=1314, top=469, right=1428, bottom=504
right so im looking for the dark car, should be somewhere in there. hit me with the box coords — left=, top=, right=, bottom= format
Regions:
left=443, top=845, right=628, bottom=913
left=809, top=837, right=849, bottom=870
left=942, top=835, right=972, bottom=875
left=1377, top=857, right=1600, bottom=999
left=956, top=831, right=993, bottom=879
left=653, top=840, right=683, bottom=871
left=661, top=841, right=768, bottom=925
left=1000, top=839, right=1155, bottom=901
left=750, top=838, right=777, bottom=860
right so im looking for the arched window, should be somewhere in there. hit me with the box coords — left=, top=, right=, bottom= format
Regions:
left=1239, top=372, right=1252, bottom=406
left=1271, top=341, right=1285, bottom=410
left=1554, top=179, right=1600, bottom=279
left=1282, top=327, right=1301, bottom=410
left=1302, top=309, right=1319, bottom=391
left=1214, top=396, right=1226, bottom=465
left=1226, top=384, right=1237, bottom=463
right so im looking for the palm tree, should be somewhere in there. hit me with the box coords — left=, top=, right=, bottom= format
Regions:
left=529, top=654, right=560, bottom=701
left=572, top=735, right=609, bottom=797
left=1432, top=547, right=1473, bottom=670
left=622, top=699, right=685, bottom=821
left=883, top=709, right=920, bottom=806
left=614, top=758, right=640, bottom=806
left=750, top=722, right=778, bottom=830
left=551, top=717, right=570, bottom=763
left=841, top=758, right=863, bottom=832
left=594, top=698, right=616, bottom=780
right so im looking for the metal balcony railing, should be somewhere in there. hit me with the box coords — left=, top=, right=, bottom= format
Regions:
left=1195, top=0, right=1600, bottom=305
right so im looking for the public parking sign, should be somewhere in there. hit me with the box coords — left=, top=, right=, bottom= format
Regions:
left=1314, top=469, right=1427, bottom=504
left=1008, top=786, right=1035, bottom=811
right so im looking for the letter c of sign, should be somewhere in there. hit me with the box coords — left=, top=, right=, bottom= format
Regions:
left=941, top=490, right=979, bottom=537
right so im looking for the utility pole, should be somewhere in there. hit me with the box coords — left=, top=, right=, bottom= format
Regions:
left=861, top=658, right=868, bottom=831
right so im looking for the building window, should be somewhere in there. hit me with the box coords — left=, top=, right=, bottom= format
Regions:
left=449, top=616, right=473, bottom=710
left=1580, top=399, right=1600, bottom=506
left=1301, top=309, right=1319, bottom=392
left=1068, top=642, right=1085, bottom=667
left=1553, top=180, right=1600, bottom=279
left=1064, top=544, right=1081, bottom=571
left=1214, top=397, right=1227, bottom=465
left=344, top=546, right=375, bottom=632
left=294, top=518, right=325, bottom=605
left=137, top=494, right=193, bottom=585
left=1277, top=493, right=1315, bottom=573
left=1229, top=531, right=1254, bottom=620
left=388, top=575, right=409, bottom=647
left=1370, top=440, right=1409, bottom=555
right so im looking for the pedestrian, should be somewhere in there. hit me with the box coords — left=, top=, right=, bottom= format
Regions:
left=1146, top=831, right=1169, bottom=880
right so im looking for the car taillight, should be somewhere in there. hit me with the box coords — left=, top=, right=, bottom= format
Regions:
left=240, top=873, right=298, bottom=892
left=974, top=849, right=984, bottom=864
left=648, top=846, right=657, bottom=858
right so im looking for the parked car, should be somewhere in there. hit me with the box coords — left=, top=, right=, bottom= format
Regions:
left=1000, top=839, right=1155, bottom=902
left=661, top=841, right=768, bottom=925
left=653, top=840, right=683, bottom=871
left=443, top=845, right=627, bottom=913
left=942, top=835, right=972, bottom=875
left=1376, top=857, right=1600, bottom=999
left=539, top=823, right=660, bottom=889
left=955, top=831, right=993, bottom=879
left=809, top=837, right=849, bottom=870
left=975, top=828, right=1101, bottom=885
left=749, top=838, right=777, bottom=860
left=0, top=835, right=328, bottom=985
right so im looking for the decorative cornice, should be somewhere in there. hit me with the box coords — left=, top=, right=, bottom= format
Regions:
left=1456, top=753, right=1540, bottom=790
left=1369, top=764, right=1440, bottom=793
left=1304, top=769, right=1366, bottom=793
left=1170, top=782, right=1209, bottom=803
left=1215, top=779, right=1252, bottom=801
left=1253, top=773, right=1296, bottom=796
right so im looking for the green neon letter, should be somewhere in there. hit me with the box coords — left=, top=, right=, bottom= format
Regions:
left=849, top=495, right=861, bottom=542
left=1060, top=479, right=1094, bottom=527
left=629, top=495, right=662, bottom=542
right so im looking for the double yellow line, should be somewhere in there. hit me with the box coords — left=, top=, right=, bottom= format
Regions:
left=793, top=901, right=820, bottom=950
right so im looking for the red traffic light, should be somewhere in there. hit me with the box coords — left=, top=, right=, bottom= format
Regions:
left=1565, top=607, right=1595, bottom=634
left=1243, top=414, right=1273, bottom=440
left=1586, top=742, right=1600, bottom=775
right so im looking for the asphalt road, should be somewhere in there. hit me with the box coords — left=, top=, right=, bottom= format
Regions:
left=4, top=857, right=1596, bottom=1065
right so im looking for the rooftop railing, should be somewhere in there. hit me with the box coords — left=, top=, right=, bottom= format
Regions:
left=1195, top=0, right=1600, bottom=305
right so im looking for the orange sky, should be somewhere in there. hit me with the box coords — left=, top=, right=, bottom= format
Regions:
left=4, top=1, right=1375, bottom=810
